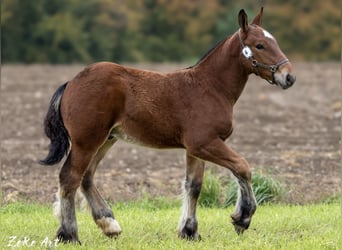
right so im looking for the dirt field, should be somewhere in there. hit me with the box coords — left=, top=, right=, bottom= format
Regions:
left=1, top=63, right=341, bottom=204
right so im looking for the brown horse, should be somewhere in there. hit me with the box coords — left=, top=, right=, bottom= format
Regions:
left=40, top=8, right=295, bottom=243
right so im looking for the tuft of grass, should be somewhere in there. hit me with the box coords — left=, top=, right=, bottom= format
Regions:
left=198, top=171, right=221, bottom=207
left=225, top=170, right=284, bottom=206
left=198, top=169, right=284, bottom=208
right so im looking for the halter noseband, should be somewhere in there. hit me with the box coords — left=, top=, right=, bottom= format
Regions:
left=238, top=29, right=289, bottom=85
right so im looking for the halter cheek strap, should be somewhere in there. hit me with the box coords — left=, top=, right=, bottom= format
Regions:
left=238, top=29, right=289, bottom=85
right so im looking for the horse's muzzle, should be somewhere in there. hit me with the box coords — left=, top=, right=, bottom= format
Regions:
left=283, top=73, right=296, bottom=89
left=276, top=72, right=296, bottom=89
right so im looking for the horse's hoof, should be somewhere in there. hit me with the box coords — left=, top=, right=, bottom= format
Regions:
left=96, top=217, right=122, bottom=239
left=104, top=231, right=121, bottom=239
left=178, top=231, right=202, bottom=241
left=233, top=223, right=246, bottom=235
left=231, top=216, right=251, bottom=235
left=56, top=227, right=81, bottom=244
left=178, top=218, right=201, bottom=241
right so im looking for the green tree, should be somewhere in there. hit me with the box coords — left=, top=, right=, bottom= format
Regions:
left=1, top=0, right=340, bottom=63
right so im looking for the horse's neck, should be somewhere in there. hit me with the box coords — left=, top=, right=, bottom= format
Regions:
left=194, top=33, right=249, bottom=105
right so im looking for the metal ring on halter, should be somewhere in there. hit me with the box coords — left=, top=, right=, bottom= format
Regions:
left=269, top=66, right=277, bottom=73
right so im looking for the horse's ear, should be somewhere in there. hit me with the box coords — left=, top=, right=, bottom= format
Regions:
left=238, top=9, right=249, bottom=33
left=252, top=7, right=264, bottom=26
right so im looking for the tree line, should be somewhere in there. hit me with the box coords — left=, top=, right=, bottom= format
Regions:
left=1, top=0, right=340, bottom=64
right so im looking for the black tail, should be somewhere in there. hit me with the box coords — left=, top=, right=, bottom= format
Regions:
left=40, top=82, right=70, bottom=165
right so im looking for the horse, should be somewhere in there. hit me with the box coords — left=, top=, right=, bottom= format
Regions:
left=40, top=8, right=295, bottom=244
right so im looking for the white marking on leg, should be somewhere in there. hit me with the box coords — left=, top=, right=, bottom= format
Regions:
left=96, top=217, right=122, bottom=236
left=178, top=182, right=190, bottom=231
left=233, top=185, right=242, bottom=219
left=263, top=29, right=275, bottom=40
left=53, top=189, right=61, bottom=222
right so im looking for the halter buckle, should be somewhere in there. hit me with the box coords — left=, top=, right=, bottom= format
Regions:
left=251, top=59, right=258, bottom=67
left=269, top=65, right=277, bottom=73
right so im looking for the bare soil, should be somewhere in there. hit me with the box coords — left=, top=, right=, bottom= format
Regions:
left=1, top=63, right=341, bottom=204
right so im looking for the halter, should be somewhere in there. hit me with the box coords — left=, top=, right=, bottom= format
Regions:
left=238, top=29, right=289, bottom=85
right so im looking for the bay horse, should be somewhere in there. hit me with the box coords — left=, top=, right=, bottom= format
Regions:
left=40, top=8, right=295, bottom=243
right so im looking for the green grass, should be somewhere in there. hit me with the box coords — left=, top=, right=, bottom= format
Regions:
left=0, top=201, right=340, bottom=249
left=198, top=171, right=221, bottom=207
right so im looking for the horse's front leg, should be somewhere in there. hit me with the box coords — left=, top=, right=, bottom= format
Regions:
left=230, top=175, right=256, bottom=234
left=186, top=138, right=257, bottom=234
left=178, top=153, right=205, bottom=240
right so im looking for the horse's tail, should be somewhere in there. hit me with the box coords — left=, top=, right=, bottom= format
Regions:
left=40, top=82, right=70, bottom=166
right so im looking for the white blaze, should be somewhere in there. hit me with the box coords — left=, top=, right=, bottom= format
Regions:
left=263, top=29, right=275, bottom=40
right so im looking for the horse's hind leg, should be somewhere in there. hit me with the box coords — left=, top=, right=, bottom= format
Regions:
left=80, top=138, right=122, bottom=238
left=56, top=146, right=95, bottom=244
left=178, top=153, right=205, bottom=240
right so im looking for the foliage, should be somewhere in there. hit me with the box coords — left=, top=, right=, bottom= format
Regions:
left=262, top=0, right=340, bottom=61
left=0, top=202, right=340, bottom=249
left=198, top=169, right=283, bottom=207
left=225, top=170, right=284, bottom=206
left=198, top=171, right=221, bottom=207
left=1, top=0, right=340, bottom=63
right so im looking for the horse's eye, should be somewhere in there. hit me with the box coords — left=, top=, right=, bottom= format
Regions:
left=256, top=44, right=265, bottom=50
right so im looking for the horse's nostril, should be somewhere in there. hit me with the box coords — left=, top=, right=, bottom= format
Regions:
left=286, top=74, right=296, bottom=86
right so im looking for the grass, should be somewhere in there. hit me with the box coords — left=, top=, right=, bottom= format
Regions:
left=0, top=201, right=341, bottom=249
left=198, top=171, right=221, bottom=207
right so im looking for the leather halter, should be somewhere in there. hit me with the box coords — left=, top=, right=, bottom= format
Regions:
left=238, top=29, right=289, bottom=85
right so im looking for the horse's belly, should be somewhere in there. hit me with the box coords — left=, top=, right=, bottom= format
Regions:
left=110, top=128, right=143, bottom=145
left=109, top=126, right=183, bottom=149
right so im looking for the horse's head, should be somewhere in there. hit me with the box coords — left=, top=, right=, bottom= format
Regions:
left=237, top=8, right=296, bottom=89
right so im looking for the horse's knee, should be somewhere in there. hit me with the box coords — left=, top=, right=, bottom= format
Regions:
left=234, top=157, right=252, bottom=181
